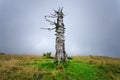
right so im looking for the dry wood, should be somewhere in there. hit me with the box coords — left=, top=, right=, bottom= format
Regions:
left=44, top=7, right=68, bottom=63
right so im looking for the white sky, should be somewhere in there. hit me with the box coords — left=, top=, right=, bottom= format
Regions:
left=0, top=0, right=120, bottom=57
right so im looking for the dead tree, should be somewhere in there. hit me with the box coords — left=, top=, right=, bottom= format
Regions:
left=41, top=7, right=68, bottom=63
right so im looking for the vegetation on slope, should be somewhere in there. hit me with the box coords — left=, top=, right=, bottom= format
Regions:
left=0, top=54, right=120, bottom=80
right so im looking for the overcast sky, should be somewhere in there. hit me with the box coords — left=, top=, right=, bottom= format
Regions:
left=0, top=0, right=120, bottom=57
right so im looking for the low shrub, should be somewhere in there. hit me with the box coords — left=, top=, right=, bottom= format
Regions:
left=0, top=53, right=5, bottom=55
left=43, top=52, right=51, bottom=58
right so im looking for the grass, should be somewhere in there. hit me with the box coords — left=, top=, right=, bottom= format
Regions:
left=0, top=54, right=120, bottom=80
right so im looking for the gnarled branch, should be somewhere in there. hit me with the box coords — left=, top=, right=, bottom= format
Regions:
left=44, top=16, right=56, bottom=25
left=40, top=27, right=55, bottom=31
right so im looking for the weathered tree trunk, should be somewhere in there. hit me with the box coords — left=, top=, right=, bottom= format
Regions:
left=55, top=10, right=67, bottom=63
left=44, top=7, right=68, bottom=64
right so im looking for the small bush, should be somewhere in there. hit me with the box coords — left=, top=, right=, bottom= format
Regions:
left=68, top=57, right=72, bottom=60
left=43, top=52, right=51, bottom=58
left=0, top=52, right=5, bottom=55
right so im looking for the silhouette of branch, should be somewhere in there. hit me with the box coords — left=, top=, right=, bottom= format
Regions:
left=44, top=16, right=56, bottom=25
left=40, top=28, right=55, bottom=31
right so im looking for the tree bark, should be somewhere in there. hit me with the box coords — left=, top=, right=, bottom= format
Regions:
left=45, top=7, right=68, bottom=63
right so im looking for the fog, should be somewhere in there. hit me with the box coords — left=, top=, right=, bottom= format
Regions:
left=0, top=0, right=120, bottom=57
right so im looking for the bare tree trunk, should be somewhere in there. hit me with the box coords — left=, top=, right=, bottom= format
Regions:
left=44, top=7, right=68, bottom=63
left=55, top=12, right=67, bottom=63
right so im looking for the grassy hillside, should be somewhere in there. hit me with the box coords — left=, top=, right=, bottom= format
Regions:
left=0, top=54, right=120, bottom=80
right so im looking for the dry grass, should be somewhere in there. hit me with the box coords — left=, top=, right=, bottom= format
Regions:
left=0, top=54, right=41, bottom=80
left=72, top=56, right=120, bottom=80
left=88, top=56, right=120, bottom=66
left=0, top=54, right=120, bottom=80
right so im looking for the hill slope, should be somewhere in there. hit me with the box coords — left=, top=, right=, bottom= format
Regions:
left=0, top=54, right=120, bottom=80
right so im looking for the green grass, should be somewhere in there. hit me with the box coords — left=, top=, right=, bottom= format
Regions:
left=31, top=58, right=98, bottom=80
left=0, top=55, right=120, bottom=80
